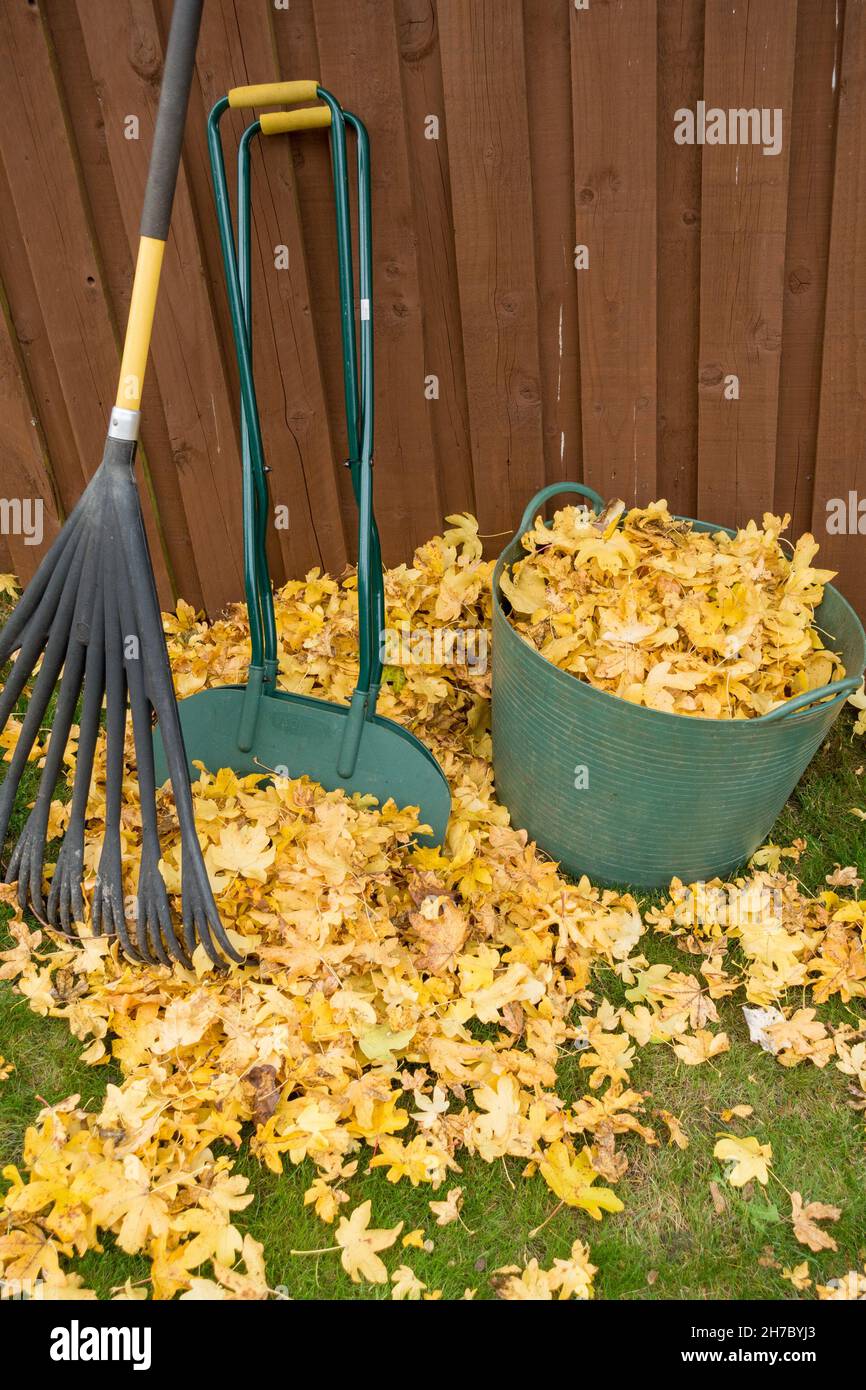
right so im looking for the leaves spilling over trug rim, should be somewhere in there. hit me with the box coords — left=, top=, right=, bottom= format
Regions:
left=503, top=500, right=845, bottom=718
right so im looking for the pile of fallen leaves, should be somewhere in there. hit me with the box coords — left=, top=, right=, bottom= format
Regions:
left=502, top=500, right=844, bottom=718
left=0, top=515, right=864, bottom=1300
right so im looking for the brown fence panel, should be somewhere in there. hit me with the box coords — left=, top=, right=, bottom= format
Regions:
left=657, top=0, right=704, bottom=519
left=775, top=0, right=843, bottom=539
left=697, top=0, right=797, bottom=528
left=571, top=0, right=658, bottom=506
left=439, top=0, right=545, bottom=538
left=813, top=0, right=866, bottom=613
left=0, top=0, right=863, bottom=620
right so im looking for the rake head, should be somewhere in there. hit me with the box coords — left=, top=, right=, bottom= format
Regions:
left=0, top=435, right=241, bottom=970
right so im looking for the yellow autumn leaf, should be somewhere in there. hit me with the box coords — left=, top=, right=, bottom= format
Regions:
left=429, top=1187, right=463, bottom=1227
left=713, top=1134, right=772, bottom=1187
left=790, top=1192, right=841, bottom=1253
left=782, top=1261, right=812, bottom=1292
left=672, top=1030, right=730, bottom=1066
left=538, top=1142, right=625, bottom=1220
left=334, top=1201, right=403, bottom=1284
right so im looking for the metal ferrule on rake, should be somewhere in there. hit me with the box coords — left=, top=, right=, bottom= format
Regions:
left=0, top=0, right=241, bottom=969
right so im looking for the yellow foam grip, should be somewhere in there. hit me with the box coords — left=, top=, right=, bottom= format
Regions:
left=260, top=106, right=332, bottom=135
left=228, top=79, right=319, bottom=109
left=115, top=236, right=165, bottom=411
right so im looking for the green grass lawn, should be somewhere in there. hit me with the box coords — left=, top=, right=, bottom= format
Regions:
left=1, top=715, right=864, bottom=1300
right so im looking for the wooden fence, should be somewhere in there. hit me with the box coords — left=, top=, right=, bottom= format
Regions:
left=1, top=0, right=865, bottom=619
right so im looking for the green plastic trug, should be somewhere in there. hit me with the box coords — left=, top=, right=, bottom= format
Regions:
left=492, top=506, right=866, bottom=889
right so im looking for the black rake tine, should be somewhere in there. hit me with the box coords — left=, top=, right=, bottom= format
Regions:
left=0, top=494, right=88, bottom=665
left=93, top=544, right=140, bottom=962
left=6, top=530, right=104, bottom=917
left=121, top=509, right=242, bottom=966
left=113, top=547, right=186, bottom=968
left=6, top=613, right=88, bottom=918
left=0, top=538, right=90, bottom=857
left=46, top=589, right=106, bottom=934
left=0, top=522, right=89, bottom=734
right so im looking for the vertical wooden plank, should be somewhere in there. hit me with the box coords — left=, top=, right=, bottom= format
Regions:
left=438, top=0, right=545, bottom=536
left=395, top=0, right=475, bottom=519
left=697, top=0, right=796, bottom=528
left=271, top=0, right=358, bottom=552
left=189, top=0, right=347, bottom=580
left=0, top=144, right=79, bottom=520
left=0, top=0, right=172, bottom=599
left=0, top=283, right=61, bottom=582
left=571, top=0, right=657, bottom=506
left=775, top=0, right=843, bottom=539
left=301, top=0, right=444, bottom=561
left=657, top=0, right=704, bottom=517
left=812, top=0, right=866, bottom=618
left=523, top=0, right=582, bottom=489
left=0, top=1, right=111, bottom=493
left=75, top=0, right=243, bottom=615
left=44, top=0, right=197, bottom=606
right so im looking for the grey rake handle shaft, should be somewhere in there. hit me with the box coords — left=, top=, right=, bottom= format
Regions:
left=140, top=0, right=204, bottom=241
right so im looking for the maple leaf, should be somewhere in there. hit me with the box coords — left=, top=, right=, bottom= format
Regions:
left=538, top=1142, right=624, bottom=1220
left=781, top=1261, right=811, bottom=1292
left=210, top=1235, right=270, bottom=1300
left=205, top=821, right=275, bottom=886
left=429, top=1187, right=463, bottom=1227
left=579, top=1032, right=635, bottom=1089
left=0, top=1224, right=62, bottom=1282
left=750, top=844, right=801, bottom=873
left=826, top=864, right=863, bottom=891
left=410, top=896, right=469, bottom=975
left=335, top=1201, right=403, bottom=1284
left=672, top=1029, right=730, bottom=1065
left=411, top=1085, right=450, bottom=1131
left=492, top=1259, right=556, bottom=1300
left=808, top=924, right=866, bottom=1003
left=765, top=1009, right=833, bottom=1068
left=89, top=1155, right=173, bottom=1255
left=790, top=1192, right=841, bottom=1253
left=493, top=1239, right=597, bottom=1301
left=549, top=1239, right=597, bottom=1300
left=391, top=1264, right=427, bottom=1300
left=303, top=1178, right=349, bottom=1225
left=473, top=1075, right=522, bottom=1143
left=662, top=973, right=719, bottom=1029
left=713, top=1134, right=772, bottom=1187
left=656, top=1109, right=689, bottom=1149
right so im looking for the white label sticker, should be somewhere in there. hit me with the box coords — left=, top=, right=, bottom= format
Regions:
left=360, top=298, right=371, bottom=320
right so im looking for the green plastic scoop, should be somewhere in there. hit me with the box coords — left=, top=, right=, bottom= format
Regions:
left=154, top=84, right=450, bottom=844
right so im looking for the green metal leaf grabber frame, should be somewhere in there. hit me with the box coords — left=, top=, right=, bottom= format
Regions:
left=155, top=81, right=451, bottom=845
